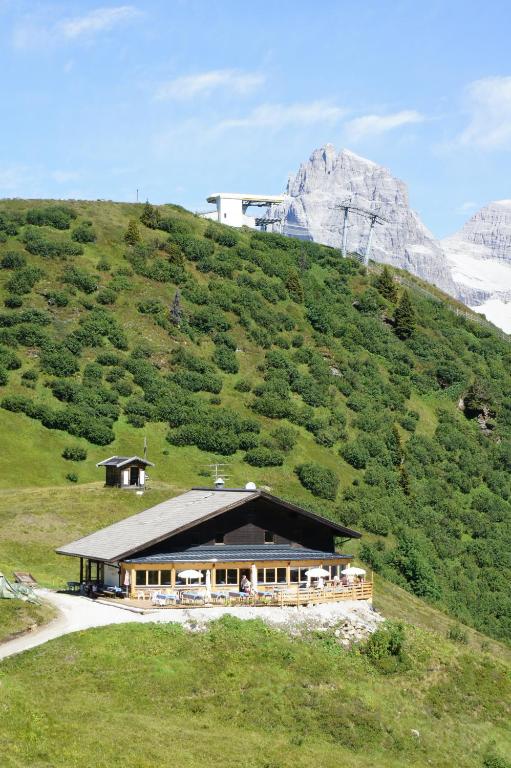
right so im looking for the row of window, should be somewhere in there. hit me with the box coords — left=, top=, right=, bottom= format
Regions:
left=214, top=530, right=276, bottom=544
left=133, top=564, right=342, bottom=587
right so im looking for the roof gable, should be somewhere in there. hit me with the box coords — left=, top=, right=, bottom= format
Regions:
left=56, top=488, right=361, bottom=562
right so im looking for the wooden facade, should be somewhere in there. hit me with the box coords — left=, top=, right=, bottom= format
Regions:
left=58, top=487, right=371, bottom=606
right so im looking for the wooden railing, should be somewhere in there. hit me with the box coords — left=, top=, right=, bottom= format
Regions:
left=129, top=582, right=373, bottom=608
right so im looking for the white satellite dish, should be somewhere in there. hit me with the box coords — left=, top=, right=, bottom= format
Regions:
left=245, top=481, right=257, bottom=490
left=214, top=477, right=225, bottom=488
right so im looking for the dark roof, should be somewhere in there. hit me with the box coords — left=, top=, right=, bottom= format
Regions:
left=124, top=545, right=353, bottom=564
left=96, top=455, right=155, bottom=468
left=56, top=487, right=361, bottom=563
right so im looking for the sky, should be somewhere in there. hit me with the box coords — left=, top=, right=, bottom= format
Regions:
left=0, top=0, right=510, bottom=237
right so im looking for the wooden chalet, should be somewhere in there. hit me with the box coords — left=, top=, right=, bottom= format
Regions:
left=56, top=486, right=372, bottom=605
left=97, top=456, right=154, bottom=489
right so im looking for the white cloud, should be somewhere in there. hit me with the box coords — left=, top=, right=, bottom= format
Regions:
left=457, top=75, right=511, bottom=150
left=344, top=110, right=425, bottom=140
left=13, top=5, right=140, bottom=48
left=217, top=101, right=346, bottom=131
left=57, top=5, right=140, bottom=39
left=155, top=69, right=264, bottom=101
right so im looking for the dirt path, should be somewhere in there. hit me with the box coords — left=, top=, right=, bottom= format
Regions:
left=0, top=590, right=380, bottom=662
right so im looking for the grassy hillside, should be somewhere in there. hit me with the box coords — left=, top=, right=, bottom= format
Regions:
left=0, top=617, right=509, bottom=768
left=0, top=199, right=510, bottom=642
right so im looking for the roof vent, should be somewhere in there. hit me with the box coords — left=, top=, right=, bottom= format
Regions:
left=245, top=481, right=257, bottom=490
left=214, top=477, right=225, bottom=488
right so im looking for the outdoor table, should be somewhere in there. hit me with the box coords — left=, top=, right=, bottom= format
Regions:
left=154, top=593, right=178, bottom=606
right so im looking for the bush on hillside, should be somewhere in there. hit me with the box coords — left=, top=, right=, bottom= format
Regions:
left=1, top=252, right=26, bottom=269
left=62, top=446, right=87, bottom=461
left=271, top=425, right=298, bottom=452
left=244, top=447, right=284, bottom=467
left=4, top=295, right=23, bottom=308
left=26, top=205, right=76, bottom=230
left=212, top=345, right=239, bottom=374
left=5, top=267, right=44, bottom=295
left=40, top=347, right=80, bottom=377
left=62, top=266, right=98, bottom=294
left=71, top=221, right=96, bottom=243
left=45, top=290, right=69, bottom=307
left=295, top=463, right=339, bottom=500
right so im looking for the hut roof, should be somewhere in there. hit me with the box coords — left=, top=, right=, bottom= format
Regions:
left=56, top=488, right=360, bottom=563
left=96, top=456, right=155, bottom=468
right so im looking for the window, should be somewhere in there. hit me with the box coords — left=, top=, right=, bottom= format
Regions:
left=264, top=530, right=275, bottom=544
left=135, top=571, right=146, bottom=586
left=257, top=568, right=265, bottom=584
left=277, top=568, right=287, bottom=583
left=265, top=568, right=276, bottom=584
left=215, top=568, right=238, bottom=585
left=214, top=533, right=224, bottom=544
left=160, top=570, right=172, bottom=586
left=148, top=570, right=159, bottom=585
left=290, top=568, right=299, bottom=583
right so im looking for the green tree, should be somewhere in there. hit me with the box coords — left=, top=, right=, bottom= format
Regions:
left=375, top=265, right=397, bottom=302
left=125, top=219, right=141, bottom=245
left=393, top=291, right=415, bottom=339
left=140, top=201, right=161, bottom=229
left=285, top=270, right=304, bottom=303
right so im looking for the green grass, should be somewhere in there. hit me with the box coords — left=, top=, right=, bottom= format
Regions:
left=0, top=617, right=509, bottom=768
left=0, top=599, right=55, bottom=643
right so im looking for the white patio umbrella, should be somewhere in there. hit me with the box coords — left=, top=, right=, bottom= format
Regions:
left=305, top=567, right=330, bottom=578
left=341, top=566, right=366, bottom=576
left=205, top=570, right=211, bottom=600
left=178, top=569, right=203, bottom=581
left=251, top=564, right=258, bottom=593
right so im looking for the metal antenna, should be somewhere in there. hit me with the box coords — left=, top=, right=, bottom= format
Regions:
left=143, top=435, right=147, bottom=460
left=205, top=462, right=230, bottom=481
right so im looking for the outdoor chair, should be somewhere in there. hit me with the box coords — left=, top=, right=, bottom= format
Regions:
left=210, top=591, right=229, bottom=604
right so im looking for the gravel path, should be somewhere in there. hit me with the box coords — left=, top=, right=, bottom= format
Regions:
left=0, top=590, right=382, bottom=661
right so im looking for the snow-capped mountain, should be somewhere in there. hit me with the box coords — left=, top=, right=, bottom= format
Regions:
left=441, top=201, right=511, bottom=331
left=270, top=146, right=511, bottom=333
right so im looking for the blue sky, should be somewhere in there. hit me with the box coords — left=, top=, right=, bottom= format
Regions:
left=1, top=0, right=510, bottom=237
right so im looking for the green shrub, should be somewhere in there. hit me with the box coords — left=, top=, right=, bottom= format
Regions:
left=62, top=446, right=87, bottom=461
left=125, top=219, right=141, bottom=245
left=0, top=346, right=21, bottom=370
left=62, top=266, right=98, bottom=294
left=96, top=351, right=122, bottom=366
left=447, top=624, right=468, bottom=644
left=71, top=221, right=96, bottom=243
left=295, top=462, right=339, bottom=500
left=363, top=622, right=407, bottom=672
left=0, top=367, right=8, bottom=386
left=40, top=347, right=80, bottom=377
left=96, top=288, right=117, bottom=305
left=271, top=425, right=298, bottom=452
left=234, top=378, right=252, bottom=393
left=244, top=447, right=284, bottom=467
left=65, top=472, right=79, bottom=483
left=21, top=368, right=38, bottom=382
left=26, top=205, right=76, bottom=229
left=45, top=290, right=69, bottom=307
left=205, top=223, right=238, bottom=247
left=137, top=298, right=164, bottom=315
left=4, top=295, right=23, bottom=308
left=1, top=251, right=26, bottom=269
left=212, top=345, right=239, bottom=374
left=5, top=266, right=44, bottom=294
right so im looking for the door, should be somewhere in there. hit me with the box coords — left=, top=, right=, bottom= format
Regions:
left=129, top=466, right=139, bottom=486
